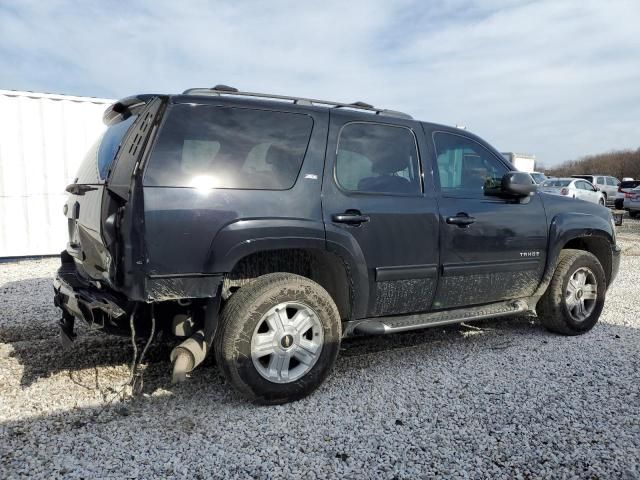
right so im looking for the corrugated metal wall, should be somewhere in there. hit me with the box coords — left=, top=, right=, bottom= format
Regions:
left=0, top=90, right=115, bottom=257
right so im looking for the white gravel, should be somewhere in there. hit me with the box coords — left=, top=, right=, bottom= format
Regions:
left=1, top=217, right=640, bottom=479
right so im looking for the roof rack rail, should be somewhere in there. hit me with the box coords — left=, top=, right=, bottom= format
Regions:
left=181, top=85, right=413, bottom=119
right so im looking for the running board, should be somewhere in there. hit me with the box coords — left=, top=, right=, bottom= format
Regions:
left=344, top=300, right=529, bottom=337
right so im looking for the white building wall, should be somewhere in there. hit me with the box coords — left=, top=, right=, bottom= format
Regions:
left=0, top=90, right=115, bottom=257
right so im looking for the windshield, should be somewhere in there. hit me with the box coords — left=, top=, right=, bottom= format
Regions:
left=542, top=179, right=571, bottom=187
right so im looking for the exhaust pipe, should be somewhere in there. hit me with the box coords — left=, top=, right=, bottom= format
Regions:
left=170, top=329, right=208, bottom=383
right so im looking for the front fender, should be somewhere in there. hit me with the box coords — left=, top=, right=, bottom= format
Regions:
left=533, top=212, right=615, bottom=297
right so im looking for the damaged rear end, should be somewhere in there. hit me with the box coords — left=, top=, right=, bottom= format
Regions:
left=54, top=95, right=166, bottom=339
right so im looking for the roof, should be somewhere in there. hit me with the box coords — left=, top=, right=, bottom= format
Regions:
left=181, top=85, right=413, bottom=119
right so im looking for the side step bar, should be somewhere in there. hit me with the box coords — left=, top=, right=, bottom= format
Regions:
left=343, top=300, right=530, bottom=337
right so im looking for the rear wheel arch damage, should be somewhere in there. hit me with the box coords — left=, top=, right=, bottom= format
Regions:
left=222, top=248, right=353, bottom=322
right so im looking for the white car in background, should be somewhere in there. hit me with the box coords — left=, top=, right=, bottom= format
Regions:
left=623, top=186, right=640, bottom=218
left=571, top=174, right=620, bottom=205
left=540, top=178, right=606, bottom=206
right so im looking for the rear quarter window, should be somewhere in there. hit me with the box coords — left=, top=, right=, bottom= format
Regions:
left=144, top=105, right=313, bottom=190
left=74, top=115, right=137, bottom=184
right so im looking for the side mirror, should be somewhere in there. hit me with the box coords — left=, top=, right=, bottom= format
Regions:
left=485, top=171, right=537, bottom=198
left=502, top=171, right=537, bottom=196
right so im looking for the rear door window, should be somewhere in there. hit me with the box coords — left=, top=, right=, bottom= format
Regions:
left=144, top=105, right=313, bottom=190
left=335, top=123, right=421, bottom=195
left=606, top=177, right=617, bottom=186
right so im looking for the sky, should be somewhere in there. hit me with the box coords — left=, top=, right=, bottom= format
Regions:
left=1, top=0, right=639, bottom=166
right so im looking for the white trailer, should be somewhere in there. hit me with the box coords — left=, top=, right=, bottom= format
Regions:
left=501, top=152, right=536, bottom=173
left=0, top=90, right=115, bottom=257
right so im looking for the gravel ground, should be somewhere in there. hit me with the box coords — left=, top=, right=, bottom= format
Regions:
left=1, top=216, right=640, bottom=479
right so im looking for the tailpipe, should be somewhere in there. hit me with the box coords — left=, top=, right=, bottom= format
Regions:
left=170, top=329, right=208, bottom=383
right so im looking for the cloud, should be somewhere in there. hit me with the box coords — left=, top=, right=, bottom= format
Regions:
left=1, top=0, right=639, bottom=165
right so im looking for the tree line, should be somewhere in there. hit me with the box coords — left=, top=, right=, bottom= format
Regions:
left=544, top=148, right=640, bottom=179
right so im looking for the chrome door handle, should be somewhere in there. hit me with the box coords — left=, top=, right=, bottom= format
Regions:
left=446, top=214, right=475, bottom=227
left=332, top=212, right=370, bottom=225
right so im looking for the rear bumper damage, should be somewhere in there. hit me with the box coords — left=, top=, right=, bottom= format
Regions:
left=53, top=252, right=224, bottom=382
left=53, top=253, right=130, bottom=334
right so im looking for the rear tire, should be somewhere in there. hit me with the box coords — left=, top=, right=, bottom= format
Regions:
left=537, top=249, right=606, bottom=335
left=214, top=273, right=341, bottom=404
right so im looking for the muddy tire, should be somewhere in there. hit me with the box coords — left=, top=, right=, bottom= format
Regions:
left=214, top=273, right=341, bottom=404
left=537, top=249, right=606, bottom=335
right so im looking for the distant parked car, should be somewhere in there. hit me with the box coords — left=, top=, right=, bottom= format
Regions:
left=614, top=179, right=640, bottom=209
left=624, top=186, right=640, bottom=218
left=571, top=175, right=620, bottom=205
left=540, top=178, right=606, bottom=205
left=530, top=172, right=547, bottom=184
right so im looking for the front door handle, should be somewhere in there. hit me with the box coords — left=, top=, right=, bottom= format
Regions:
left=446, top=213, right=476, bottom=227
left=332, top=211, right=370, bottom=225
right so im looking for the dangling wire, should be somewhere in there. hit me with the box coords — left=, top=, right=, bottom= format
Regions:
left=128, top=304, right=139, bottom=385
left=138, top=304, right=156, bottom=368
left=128, top=303, right=156, bottom=395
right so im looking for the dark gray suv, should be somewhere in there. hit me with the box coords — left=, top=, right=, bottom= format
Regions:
left=54, top=86, right=621, bottom=403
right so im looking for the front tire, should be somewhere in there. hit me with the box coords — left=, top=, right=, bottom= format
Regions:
left=599, top=198, right=605, bottom=206
left=537, top=249, right=606, bottom=335
left=214, top=273, right=341, bottom=404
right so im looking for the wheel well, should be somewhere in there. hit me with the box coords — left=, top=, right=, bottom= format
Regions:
left=223, top=249, right=352, bottom=320
left=562, top=237, right=612, bottom=286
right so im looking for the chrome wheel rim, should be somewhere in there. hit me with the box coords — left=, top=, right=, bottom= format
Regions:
left=250, top=302, right=324, bottom=384
left=565, top=267, right=597, bottom=322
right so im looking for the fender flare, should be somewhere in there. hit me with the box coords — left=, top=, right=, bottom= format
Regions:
left=203, top=218, right=370, bottom=319
left=533, top=212, right=614, bottom=298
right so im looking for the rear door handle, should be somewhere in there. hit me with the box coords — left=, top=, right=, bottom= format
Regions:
left=446, top=214, right=475, bottom=227
left=332, top=211, right=370, bottom=225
